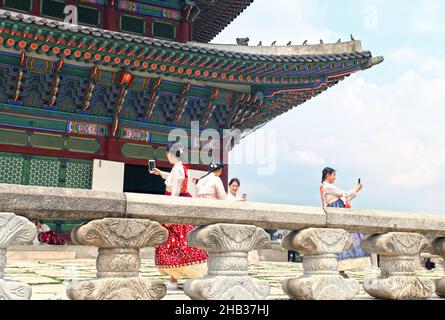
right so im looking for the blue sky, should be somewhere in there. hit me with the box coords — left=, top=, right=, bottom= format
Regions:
left=212, top=0, right=445, bottom=214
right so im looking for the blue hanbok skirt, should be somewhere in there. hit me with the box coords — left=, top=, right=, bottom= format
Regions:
left=328, top=200, right=370, bottom=261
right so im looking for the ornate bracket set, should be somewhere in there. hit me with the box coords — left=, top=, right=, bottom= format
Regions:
left=1, top=212, right=445, bottom=300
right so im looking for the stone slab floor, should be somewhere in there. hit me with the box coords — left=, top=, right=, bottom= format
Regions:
left=4, top=259, right=444, bottom=300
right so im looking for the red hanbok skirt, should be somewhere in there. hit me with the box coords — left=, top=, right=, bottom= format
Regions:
left=154, top=192, right=208, bottom=269
left=39, top=231, right=66, bottom=245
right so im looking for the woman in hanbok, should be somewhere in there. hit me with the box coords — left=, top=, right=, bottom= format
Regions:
left=321, top=167, right=369, bottom=275
left=225, top=178, right=259, bottom=265
left=32, top=220, right=65, bottom=245
left=150, top=143, right=208, bottom=290
left=226, top=178, right=246, bottom=202
left=195, top=163, right=227, bottom=200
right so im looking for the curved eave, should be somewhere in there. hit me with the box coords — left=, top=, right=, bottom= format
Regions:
left=0, top=10, right=382, bottom=88
left=192, top=0, right=254, bottom=43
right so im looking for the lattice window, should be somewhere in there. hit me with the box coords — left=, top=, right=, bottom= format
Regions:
left=152, top=20, right=176, bottom=41
left=0, top=129, right=28, bottom=146
left=120, top=14, right=145, bottom=35
left=65, top=160, right=92, bottom=189
left=121, top=143, right=154, bottom=159
left=0, top=153, right=24, bottom=184
left=4, top=0, right=33, bottom=13
left=66, top=137, right=99, bottom=154
left=28, top=157, right=60, bottom=187
left=29, top=133, right=65, bottom=150
left=154, top=146, right=168, bottom=161
left=78, top=5, right=100, bottom=27
left=40, top=0, right=66, bottom=20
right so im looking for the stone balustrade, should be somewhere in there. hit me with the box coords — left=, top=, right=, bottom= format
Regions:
left=1, top=183, right=445, bottom=300
left=0, top=212, right=36, bottom=299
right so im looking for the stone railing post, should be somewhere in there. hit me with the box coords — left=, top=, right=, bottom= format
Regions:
left=362, top=232, right=435, bottom=300
left=67, top=218, right=168, bottom=300
left=184, top=223, right=270, bottom=300
left=282, top=228, right=360, bottom=300
left=0, top=212, right=36, bottom=300
left=432, top=238, right=445, bottom=298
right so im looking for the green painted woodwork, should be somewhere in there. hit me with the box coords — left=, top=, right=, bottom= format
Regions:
left=0, top=152, right=93, bottom=189
left=29, top=132, right=65, bottom=150
left=0, top=112, right=67, bottom=132
left=40, top=0, right=65, bottom=21
left=3, top=0, right=33, bottom=13
left=28, top=157, right=60, bottom=187
left=0, top=126, right=101, bottom=154
left=0, top=128, right=29, bottom=146
left=0, top=152, right=25, bottom=184
left=121, top=143, right=154, bottom=159
left=154, top=146, right=167, bottom=161
left=120, top=14, right=146, bottom=35
left=66, top=136, right=100, bottom=154
left=78, top=5, right=101, bottom=27
left=65, top=160, right=93, bottom=189
left=152, top=20, right=176, bottom=41
left=136, top=0, right=183, bottom=10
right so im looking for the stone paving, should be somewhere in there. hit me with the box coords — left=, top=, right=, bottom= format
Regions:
left=4, top=258, right=444, bottom=300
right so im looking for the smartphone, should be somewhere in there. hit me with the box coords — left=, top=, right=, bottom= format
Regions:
left=242, top=193, right=247, bottom=200
left=358, top=178, right=361, bottom=184
left=148, top=160, right=156, bottom=172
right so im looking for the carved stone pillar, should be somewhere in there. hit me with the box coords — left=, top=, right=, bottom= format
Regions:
left=184, top=224, right=270, bottom=300
left=362, top=232, right=435, bottom=300
left=0, top=212, right=36, bottom=300
left=282, top=228, right=360, bottom=300
left=431, top=238, right=445, bottom=298
left=67, top=218, right=168, bottom=300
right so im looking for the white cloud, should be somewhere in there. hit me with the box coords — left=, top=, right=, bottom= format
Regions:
left=389, top=47, right=418, bottom=64
left=290, top=150, right=326, bottom=166
left=410, top=17, right=445, bottom=32
left=220, top=0, right=445, bottom=213
left=212, top=0, right=339, bottom=46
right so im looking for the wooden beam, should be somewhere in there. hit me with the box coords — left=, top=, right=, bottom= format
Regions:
left=144, top=78, right=162, bottom=119
left=81, top=66, right=99, bottom=111
left=111, top=72, right=134, bottom=137
left=173, top=82, right=192, bottom=123
left=48, top=59, right=64, bottom=107
left=13, top=51, right=26, bottom=102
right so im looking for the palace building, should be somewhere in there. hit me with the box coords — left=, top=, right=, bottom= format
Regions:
left=0, top=0, right=382, bottom=236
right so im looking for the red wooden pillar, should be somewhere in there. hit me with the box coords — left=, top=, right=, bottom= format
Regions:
left=32, top=0, right=40, bottom=16
left=105, top=137, right=122, bottom=162
left=178, top=21, right=191, bottom=43
left=104, top=0, right=118, bottom=32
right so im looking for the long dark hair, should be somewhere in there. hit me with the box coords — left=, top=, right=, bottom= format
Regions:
left=321, top=167, right=336, bottom=183
left=196, top=163, right=224, bottom=183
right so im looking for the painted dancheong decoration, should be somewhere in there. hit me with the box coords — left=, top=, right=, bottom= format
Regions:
left=0, top=0, right=382, bottom=235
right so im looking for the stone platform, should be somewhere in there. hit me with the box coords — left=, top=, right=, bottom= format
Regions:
left=4, top=258, right=443, bottom=300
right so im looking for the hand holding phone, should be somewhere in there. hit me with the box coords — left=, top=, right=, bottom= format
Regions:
left=242, top=193, right=247, bottom=201
left=356, top=178, right=363, bottom=192
left=148, top=160, right=156, bottom=173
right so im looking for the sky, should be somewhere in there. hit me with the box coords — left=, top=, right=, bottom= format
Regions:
left=212, top=0, right=445, bottom=214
